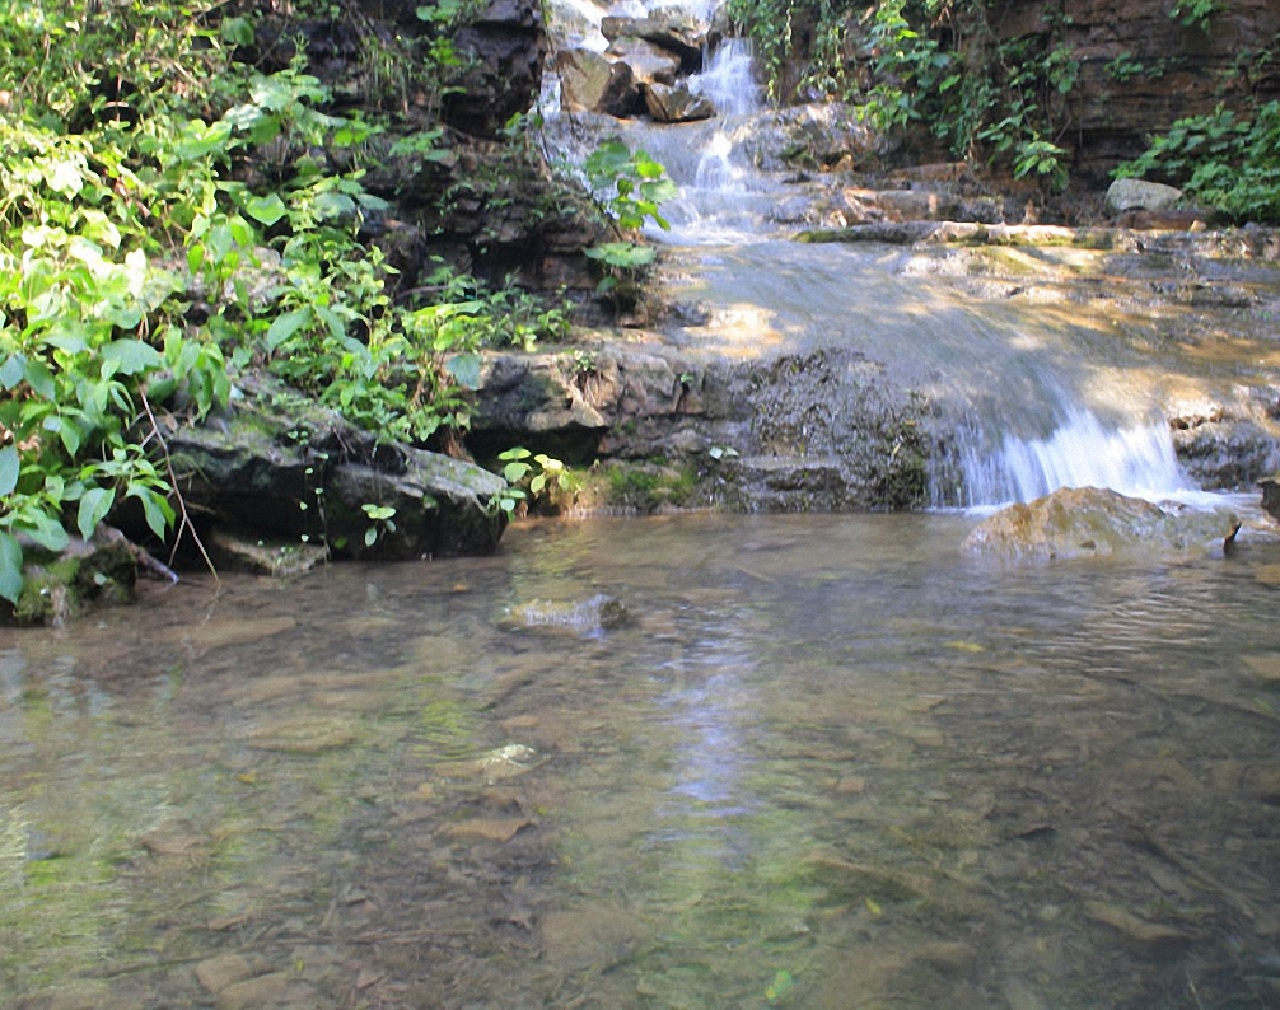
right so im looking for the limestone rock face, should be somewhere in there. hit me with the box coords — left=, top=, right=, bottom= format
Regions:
left=962, top=486, right=1240, bottom=561
left=1172, top=419, right=1280, bottom=489
left=1106, top=179, right=1183, bottom=213
left=600, top=12, right=712, bottom=69
left=556, top=48, right=641, bottom=116
left=442, top=0, right=547, bottom=138
left=164, top=375, right=506, bottom=561
left=741, top=103, right=892, bottom=170
left=470, top=348, right=689, bottom=453
left=605, top=36, right=682, bottom=87
left=645, top=82, right=715, bottom=122
left=996, top=0, right=1280, bottom=177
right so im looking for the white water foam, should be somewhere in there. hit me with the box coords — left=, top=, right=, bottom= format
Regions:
left=958, top=407, right=1207, bottom=509
left=688, top=39, right=759, bottom=117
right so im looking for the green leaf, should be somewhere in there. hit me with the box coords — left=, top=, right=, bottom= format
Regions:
left=250, top=76, right=295, bottom=112
left=220, top=16, right=255, bottom=45
left=503, top=461, right=531, bottom=483
left=77, top=487, right=116, bottom=540
left=128, top=486, right=173, bottom=538
left=0, top=532, right=21, bottom=605
left=0, top=445, right=18, bottom=496
left=58, top=417, right=81, bottom=456
left=244, top=193, right=288, bottom=226
left=0, top=354, right=25, bottom=390
left=26, top=513, right=69, bottom=552
left=265, top=307, right=312, bottom=350
left=311, top=192, right=357, bottom=219
left=24, top=359, right=57, bottom=399
left=102, top=339, right=163, bottom=375
left=444, top=352, right=483, bottom=390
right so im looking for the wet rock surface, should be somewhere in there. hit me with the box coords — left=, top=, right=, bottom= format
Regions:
left=1, top=528, right=148, bottom=627
left=164, top=374, right=506, bottom=561
left=962, top=487, right=1241, bottom=561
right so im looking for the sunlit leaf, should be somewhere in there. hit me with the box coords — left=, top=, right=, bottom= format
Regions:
left=77, top=486, right=116, bottom=540
left=444, top=352, right=482, bottom=390
left=102, top=339, right=163, bottom=375
left=244, top=193, right=288, bottom=226
left=0, top=445, right=18, bottom=497
left=264, top=307, right=312, bottom=350
left=0, top=532, right=21, bottom=605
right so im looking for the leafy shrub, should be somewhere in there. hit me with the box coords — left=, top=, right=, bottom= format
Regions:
left=0, top=0, right=578, bottom=604
left=1115, top=102, right=1280, bottom=222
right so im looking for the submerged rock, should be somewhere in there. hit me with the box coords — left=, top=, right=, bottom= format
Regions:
left=962, top=487, right=1240, bottom=561
left=502, top=594, right=629, bottom=635
left=207, top=530, right=329, bottom=578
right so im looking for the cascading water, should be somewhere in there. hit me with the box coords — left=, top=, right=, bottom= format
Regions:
left=688, top=38, right=759, bottom=117
left=538, top=0, right=1216, bottom=510
left=956, top=408, right=1194, bottom=507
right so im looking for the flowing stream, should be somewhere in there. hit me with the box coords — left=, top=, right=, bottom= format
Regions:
left=581, top=34, right=1261, bottom=508
left=3, top=517, right=1280, bottom=1008
left=3, top=17, right=1280, bottom=1010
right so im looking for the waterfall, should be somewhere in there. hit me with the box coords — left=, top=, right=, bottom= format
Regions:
left=956, top=408, right=1194, bottom=507
left=688, top=39, right=760, bottom=118
left=534, top=1, right=1221, bottom=512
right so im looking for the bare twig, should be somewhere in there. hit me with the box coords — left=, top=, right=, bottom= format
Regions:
left=139, top=390, right=218, bottom=581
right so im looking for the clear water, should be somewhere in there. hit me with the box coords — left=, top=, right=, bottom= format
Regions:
left=3, top=515, right=1280, bottom=1008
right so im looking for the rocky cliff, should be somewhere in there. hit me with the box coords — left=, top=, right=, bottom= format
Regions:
left=997, top=0, right=1279, bottom=179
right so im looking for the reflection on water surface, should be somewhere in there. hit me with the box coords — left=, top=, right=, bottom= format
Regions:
left=2, top=513, right=1279, bottom=1009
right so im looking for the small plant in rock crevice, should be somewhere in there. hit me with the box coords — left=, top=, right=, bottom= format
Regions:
left=580, top=140, right=677, bottom=307
left=495, top=447, right=582, bottom=514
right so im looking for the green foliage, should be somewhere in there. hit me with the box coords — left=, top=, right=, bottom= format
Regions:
left=1105, top=51, right=1144, bottom=82
left=724, top=0, right=1079, bottom=182
left=361, top=503, right=397, bottom=547
left=581, top=141, right=675, bottom=301
left=1115, top=102, right=1280, bottom=222
left=584, top=141, right=678, bottom=232
left=495, top=447, right=581, bottom=513
left=0, top=0, right=572, bottom=605
left=1169, top=0, right=1217, bottom=32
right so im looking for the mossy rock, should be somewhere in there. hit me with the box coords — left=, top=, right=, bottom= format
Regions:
left=4, top=537, right=137, bottom=626
left=574, top=459, right=701, bottom=513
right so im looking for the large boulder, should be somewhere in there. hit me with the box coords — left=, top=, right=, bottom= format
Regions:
left=1106, top=179, right=1183, bottom=214
left=740, top=102, right=893, bottom=170
left=605, top=36, right=682, bottom=87
left=163, top=375, right=507, bottom=561
left=556, top=48, right=641, bottom=116
left=962, top=486, right=1240, bottom=561
left=645, top=82, right=715, bottom=122
left=600, top=12, right=711, bottom=69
